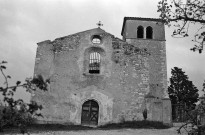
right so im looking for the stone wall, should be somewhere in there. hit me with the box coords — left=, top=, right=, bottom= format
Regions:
left=122, top=18, right=171, bottom=125
left=32, top=24, right=172, bottom=125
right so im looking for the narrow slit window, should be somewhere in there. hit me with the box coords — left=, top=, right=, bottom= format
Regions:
left=146, top=26, right=153, bottom=39
left=89, top=52, right=100, bottom=74
left=137, top=26, right=144, bottom=38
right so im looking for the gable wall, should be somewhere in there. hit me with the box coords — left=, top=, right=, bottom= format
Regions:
left=32, top=25, right=171, bottom=125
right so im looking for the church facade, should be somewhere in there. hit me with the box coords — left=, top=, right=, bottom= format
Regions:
left=32, top=17, right=172, bottom=126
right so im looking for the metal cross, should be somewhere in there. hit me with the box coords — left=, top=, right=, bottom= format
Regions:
left=97, top=21, right=103, bottom=28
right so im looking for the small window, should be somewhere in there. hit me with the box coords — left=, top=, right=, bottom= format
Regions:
left=92, top=35, right=101, bottom=44
left=137, top=26, right=144, bottom=38
left=146, top=26, right=153, bottom=39
left=89, top=52, right=100, bottom=74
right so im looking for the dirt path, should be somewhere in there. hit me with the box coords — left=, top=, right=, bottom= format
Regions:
left=50, top=128, right=179, bottom=135
left=3, top=127, right=182, bottom=135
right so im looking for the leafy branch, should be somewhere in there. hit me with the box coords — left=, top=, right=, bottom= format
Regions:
left=0, top=60, right=48, bottom=133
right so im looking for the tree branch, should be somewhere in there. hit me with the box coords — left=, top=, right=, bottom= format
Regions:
left=0, top=68, right=8, bottom=89
left=169, top=15, right=205, bottom=23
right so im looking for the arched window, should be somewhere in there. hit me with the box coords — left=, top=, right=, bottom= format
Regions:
left=137, top=26, right=144, bottom=38
left=146, top=26, right=153, bottom=39
left=89, top=52, right=100, bottom=74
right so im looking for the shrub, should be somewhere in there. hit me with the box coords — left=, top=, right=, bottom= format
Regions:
left=0, top=61, right=47, bottom=133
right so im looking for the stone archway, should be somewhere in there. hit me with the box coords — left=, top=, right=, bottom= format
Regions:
left=81, top=100, right=99, bottom=126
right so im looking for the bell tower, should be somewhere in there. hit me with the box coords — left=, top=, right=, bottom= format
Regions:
left=121, top=17, right=167, bottom=99
left=121, top=17, right=171, bottom=125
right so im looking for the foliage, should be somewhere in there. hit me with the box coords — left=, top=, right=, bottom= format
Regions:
left=168, top=67, right=199, bottom=108
left=157, top=0, right=205, bottom=53
left=202, top=80, right=205, bottom=96
left=177, top=104, right=205, bottom=134
left=0, top=61, right=48, bottom=133
left=176, top=81, right=205, bottom=135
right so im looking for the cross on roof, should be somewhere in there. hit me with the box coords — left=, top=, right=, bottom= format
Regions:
left=97, top=21, right=103, bottom=28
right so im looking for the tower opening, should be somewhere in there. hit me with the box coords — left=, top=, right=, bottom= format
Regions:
left=146, top=26, right=153, bottom=39
left=137, top=26, right=144, bottom=38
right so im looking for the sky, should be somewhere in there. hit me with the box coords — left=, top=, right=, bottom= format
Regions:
left=0, top=0, right=205, bottom=103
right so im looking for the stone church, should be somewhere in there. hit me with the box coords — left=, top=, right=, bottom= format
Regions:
left=32, top=17, right=172, bottom=126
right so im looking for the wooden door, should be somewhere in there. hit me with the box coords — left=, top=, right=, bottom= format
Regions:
left=81, top=100, right=99, bottom=126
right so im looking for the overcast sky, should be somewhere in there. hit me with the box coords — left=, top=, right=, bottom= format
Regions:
left=0, top=0, right=205, bottom=102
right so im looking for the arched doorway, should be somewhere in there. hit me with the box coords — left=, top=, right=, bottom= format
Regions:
left=81, top=100, right=99, bottom=126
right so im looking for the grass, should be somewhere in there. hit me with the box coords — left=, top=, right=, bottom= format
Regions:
left=2, top=124, right=93, bottom=134
left=1, top=120, right=171, bottom=134
left=98, top=120, right=170, bottom=129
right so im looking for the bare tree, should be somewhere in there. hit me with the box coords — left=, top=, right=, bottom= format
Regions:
left=158, top=0, right=205, bottom=53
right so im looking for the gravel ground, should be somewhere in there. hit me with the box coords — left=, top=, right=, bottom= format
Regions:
left=2, top=127, right=184, bottom=135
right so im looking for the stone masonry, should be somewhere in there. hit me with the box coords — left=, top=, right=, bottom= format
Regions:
left=32, top=17, right=172, bottom=126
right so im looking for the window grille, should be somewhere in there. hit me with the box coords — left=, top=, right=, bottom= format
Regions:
left=89, top=52, right=100, bottom=74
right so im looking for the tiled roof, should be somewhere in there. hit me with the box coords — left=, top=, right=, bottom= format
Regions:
left=121, top=17, right=164, bottom=36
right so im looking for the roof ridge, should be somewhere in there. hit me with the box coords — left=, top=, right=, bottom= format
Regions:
left=124, top=16, right=163, bottom=21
